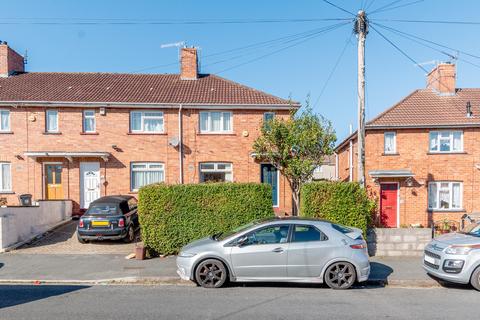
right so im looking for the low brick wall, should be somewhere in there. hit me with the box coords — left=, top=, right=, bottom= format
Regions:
left=367, top=228, right=432, bottom=257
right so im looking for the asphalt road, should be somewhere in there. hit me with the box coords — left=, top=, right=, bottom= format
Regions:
left=0, top=284, right=477, bottom=320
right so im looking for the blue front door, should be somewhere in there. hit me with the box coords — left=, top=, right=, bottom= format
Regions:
left=261, top=164, right=279, bottom=206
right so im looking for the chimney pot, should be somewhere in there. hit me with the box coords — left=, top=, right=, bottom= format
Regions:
left=180, top=47, right=198, bottom=80
left=426, top=63, right=456, bottom=95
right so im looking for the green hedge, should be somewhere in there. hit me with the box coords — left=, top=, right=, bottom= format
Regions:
left=138, top=183, right=274, bottom=255
left=300, top=181, right=375, bottom=235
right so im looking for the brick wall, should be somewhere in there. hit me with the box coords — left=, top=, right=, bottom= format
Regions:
left=337, top=128, right=480, bottom=227
left=0, top=106, right=292, bottom=214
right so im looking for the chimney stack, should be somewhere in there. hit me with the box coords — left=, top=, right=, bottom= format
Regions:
left=180, top=47, right=198, bottom=80
left=426, top=63, right=456, bottom=95
left=0, top=42, right=25, bottom=77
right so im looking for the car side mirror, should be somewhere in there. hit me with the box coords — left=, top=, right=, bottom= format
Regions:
left=236, top=235, right=249, bottom=247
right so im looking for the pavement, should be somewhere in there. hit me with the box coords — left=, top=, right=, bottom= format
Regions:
left=0, top=220, right=453, bottom=288
left=0, top=251, right=446, bottom=288
left=1, top=285, right=477, bottom=319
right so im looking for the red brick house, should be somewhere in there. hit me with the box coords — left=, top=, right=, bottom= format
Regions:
left=336, top=63, right=480, bottom=228
left=0, top=43, right=298, bottom=214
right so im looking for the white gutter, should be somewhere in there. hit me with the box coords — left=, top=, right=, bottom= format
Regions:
left=334, top=152, right=339, bottom=181
left=0, top=101, right=299, bottom=110
left=348, top=124, right=353, bottom=182
left=178, top=104, right=184, bottom=184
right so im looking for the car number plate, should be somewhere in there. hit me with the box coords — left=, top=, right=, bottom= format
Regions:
left=424, top=255, right=436, bottom=265
left=92, top=220, right=109, bottom=227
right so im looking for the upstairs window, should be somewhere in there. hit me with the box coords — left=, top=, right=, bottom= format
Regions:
left=428, top=182, right=462, bottom=210
left=83, top=110, right=96, bottom=133
left=384, top=132, right=396, bottom=154
left=263, top=112, right=275, bottom=130
left=130, top=162, right=165, bottom=191
left=46, top=110, right=59, bottom=133
left=199, top=111, right=232, bottom=133
left=0, top=162, right=11, bottom=192
left=429, top=131, right=463, bottom=153
left=199, top=162, right=233, bottom=182
left=0, top=110, right=10, bottom=132
left=130, top=111, right=164, bottom=133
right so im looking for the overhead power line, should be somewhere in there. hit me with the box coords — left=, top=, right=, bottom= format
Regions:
left=314, top=33, right=354, bottom=107
left=0, top=17, right=351, bottom=25
left=212, top=21, right=351, bottom=74
left=369, top=0, right=425, bottom=15
left=369, top=24, right=429, bottom=73
left=369, top=0, right=405, bottom=15
left=373, top=18, right=480, bottom=25
left=320, top=0, right=356, bottom=16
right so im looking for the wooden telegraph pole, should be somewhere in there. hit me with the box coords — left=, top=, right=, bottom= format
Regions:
left=354, top=10, right=368, bottom=187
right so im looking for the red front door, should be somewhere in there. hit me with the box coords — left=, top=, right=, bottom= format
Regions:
left=380, top=183, right=398, bottom=228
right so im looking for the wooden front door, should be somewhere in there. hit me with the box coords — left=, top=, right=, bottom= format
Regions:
left=45, top=164, right=63, bottom=200
left=380, top=183, right=398, bottom=228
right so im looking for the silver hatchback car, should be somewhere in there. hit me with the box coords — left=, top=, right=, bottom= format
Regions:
left=424, top=222, right=480, bottom=290
left=177, top=217, right=370, bottom=289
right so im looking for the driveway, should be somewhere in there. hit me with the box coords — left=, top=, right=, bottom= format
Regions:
left=12, top=221, right=137, bottom=255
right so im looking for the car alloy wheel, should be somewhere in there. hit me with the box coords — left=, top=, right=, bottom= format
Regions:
left=325, top=262, right=356, bottom=289
left=470, top=266, right=480, bottom=291
left=195, top=259, right=227, bottom=288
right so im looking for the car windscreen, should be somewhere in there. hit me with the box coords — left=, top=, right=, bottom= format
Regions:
left=463, top=223, right=480, bottom=237
left=86, top=203, right=119, bottom=215
left=216, top=220, right=263, bottom=241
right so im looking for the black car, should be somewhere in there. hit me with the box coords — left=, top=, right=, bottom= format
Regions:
left=77, top=195, right=139, bottom=243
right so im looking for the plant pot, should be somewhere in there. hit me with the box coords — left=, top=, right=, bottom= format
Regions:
left=135, top=246, right=146, bottom=260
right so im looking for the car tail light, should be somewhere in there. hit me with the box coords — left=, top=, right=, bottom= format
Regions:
left=78, top=219, right=84, bottom=228
left=118, top=218, right=125, bottom=228
left=350, top=243, right=366, bottom=249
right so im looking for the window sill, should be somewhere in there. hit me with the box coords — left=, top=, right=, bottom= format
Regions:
left=43, top=132, right=62, bottom=135
left=80, top=132, right=99, bottom=135
left=0, top=131, right=13, bottom=134
left=127, top=132, right=167, bottom=135
left=197, top=133, right=236, bottom=136
left=382, top=153, right=399, bottom=156
left=427, top=152, right=467, bottom=155
left=128, top=191, right=138, bottom=194
left=428, top=209, right=466, bottom=213
left=0, top=191, right=15, bottom=194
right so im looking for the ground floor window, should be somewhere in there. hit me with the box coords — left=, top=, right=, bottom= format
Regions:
left=0, top=162, right=11, bottom=192
left=131, top=162, right=165, bottom=191
left=428, top=181, right=462, bottom=210
left=199, top=162, right=232, bottom=182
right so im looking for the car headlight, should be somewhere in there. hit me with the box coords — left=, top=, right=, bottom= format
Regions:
left=178, top=251, right=197, bottom=258
left=444, top=246, right=473, bottom=255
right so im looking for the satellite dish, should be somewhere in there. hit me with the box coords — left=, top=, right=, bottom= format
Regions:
left=169, top=137, right=180, bottom=147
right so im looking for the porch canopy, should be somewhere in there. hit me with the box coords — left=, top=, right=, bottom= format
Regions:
left=24, top=151, right=110, bottom=162
left=369, top=169, right=414, bottom=179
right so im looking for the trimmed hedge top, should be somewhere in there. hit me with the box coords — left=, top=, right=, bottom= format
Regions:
left=138, top=183, right=274, bottom=255
left=300, top=181, right=375, bottom=235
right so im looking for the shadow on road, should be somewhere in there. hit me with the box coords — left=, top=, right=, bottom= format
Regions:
left=369, top=261, right=393, bottom=281
left=0, top=263, right=4, bottom=269
left=0, top=285, right=90, bottom=309
left=427, top=273, right=473, bottom=290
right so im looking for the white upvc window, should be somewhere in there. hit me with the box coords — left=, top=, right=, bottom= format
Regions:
left=46, top=109, right=59, bottom=133
left=83, top=110, right=96, bottom=133
left=428, top=181, right=462, bottom=210
left=0, top=110, right=11, bottom=132
left=0, top=162, right=12, bottom=192
left=130, top=162, right=165, bottom=191
left=199, top=162, right=233, bottom=182
left=130, top=111, right=164, bottom=133
left=199, top=111, right=232, bottom=133
left=429, top=131, right=463, bottom=153
left=384, top=132, right=396, bottom=154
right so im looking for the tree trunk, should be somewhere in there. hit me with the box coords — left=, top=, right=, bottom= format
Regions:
left=290, top=181, right=300, bottom=216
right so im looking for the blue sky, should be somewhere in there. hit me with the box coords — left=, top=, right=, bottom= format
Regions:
left=2, top=0, right=480, bottom=140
